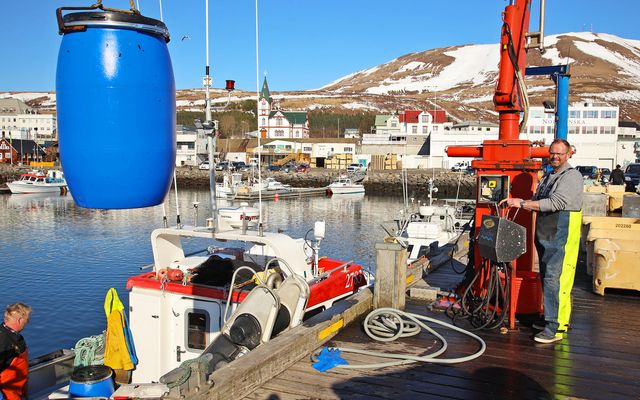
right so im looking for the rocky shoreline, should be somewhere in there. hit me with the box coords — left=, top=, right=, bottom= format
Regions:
left=0, top=164, right=476, bottom=199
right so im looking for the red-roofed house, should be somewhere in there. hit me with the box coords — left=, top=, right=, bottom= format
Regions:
left=363, top=109, right=452, bottom=156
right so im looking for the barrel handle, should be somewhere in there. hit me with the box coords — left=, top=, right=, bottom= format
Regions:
left=56, top=1, right=140, bottom=35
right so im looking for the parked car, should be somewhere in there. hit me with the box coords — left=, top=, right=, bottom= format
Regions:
left=576, top=165, right=598, bottom=179
left=599, top=168, right=611, bottom=184
left=215, top=161, right=229, bottom=171
left=346, top=163, right=365, bottom=173
left=282, top=162, right=296, bottom=173
left=624, top=163, right=640, bottom=192
left=198, top=161, right=210, bottom=170
left=231, top=161, right=249, bottom=172
left=451, top=161, right=470, bottom=172
left=267, top=164, right=281, bottom=172
left=295, top=163, right=310, bottom=173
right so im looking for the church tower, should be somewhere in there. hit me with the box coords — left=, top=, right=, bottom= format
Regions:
left=258, top=77, right=272, bottom=138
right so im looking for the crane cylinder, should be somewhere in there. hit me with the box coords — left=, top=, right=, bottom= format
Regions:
left=56, top=10, right=175, bottom=209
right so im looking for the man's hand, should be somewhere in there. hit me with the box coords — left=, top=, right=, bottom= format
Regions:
left=499, top=197, right=523, bottom=208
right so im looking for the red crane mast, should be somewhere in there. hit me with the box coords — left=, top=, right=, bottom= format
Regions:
left=446, top=0, right=548, bottom=330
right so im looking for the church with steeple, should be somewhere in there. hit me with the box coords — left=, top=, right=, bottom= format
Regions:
left=257, top=77, right=309, bottom=139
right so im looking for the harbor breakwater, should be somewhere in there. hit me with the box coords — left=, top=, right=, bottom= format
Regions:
left=0, top=164, right=476, bottom=199
left=175, top=168, right=476, bottom=199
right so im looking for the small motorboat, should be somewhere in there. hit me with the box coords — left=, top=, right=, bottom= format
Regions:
left=327, top=176, right=365, bottom=195
left=215, top=173, right=243, bottom=199
left=7, top=170, right=67, bottom=194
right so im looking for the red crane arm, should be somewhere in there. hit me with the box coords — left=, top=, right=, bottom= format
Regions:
left=493, top=0, right=532, bottom=141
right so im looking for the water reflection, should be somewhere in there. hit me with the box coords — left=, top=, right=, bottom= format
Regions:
left=0, top=189, right=405, bottom=357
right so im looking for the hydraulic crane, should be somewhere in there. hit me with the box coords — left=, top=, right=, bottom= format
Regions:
left=446, top=0, right=549, bottom=330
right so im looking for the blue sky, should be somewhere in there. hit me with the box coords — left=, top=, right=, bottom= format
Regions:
left=1, top=0, right=639, bottom=92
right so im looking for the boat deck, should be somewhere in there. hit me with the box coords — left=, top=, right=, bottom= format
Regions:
left=245, top=255, right=640, bottom=399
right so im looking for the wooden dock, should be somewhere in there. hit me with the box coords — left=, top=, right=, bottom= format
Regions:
left=238, top=250, right=640, bottom=399
left=233, top=187, right=328, bottom=201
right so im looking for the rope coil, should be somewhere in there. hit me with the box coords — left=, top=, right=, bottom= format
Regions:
left=313, top=308, right=486, bottom=370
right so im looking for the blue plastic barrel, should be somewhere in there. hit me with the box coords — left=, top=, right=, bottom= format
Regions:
left=56, top=10, right=175, bottom=209
left=68, top=365, right=115, bottom=398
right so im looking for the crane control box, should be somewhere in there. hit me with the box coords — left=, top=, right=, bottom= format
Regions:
left=478, top=175, right=510, bottom=204
left=477, top=215, right=527, bottom=263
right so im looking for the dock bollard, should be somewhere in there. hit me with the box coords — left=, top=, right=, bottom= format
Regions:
left=374, top=242, right=407, bottom=310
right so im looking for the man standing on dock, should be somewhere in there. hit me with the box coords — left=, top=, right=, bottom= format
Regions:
left=501, top=139, right=583, bottom=344
left=0, top=303, right=31, bottom=400
left=610, top=164, right=625, bottom=186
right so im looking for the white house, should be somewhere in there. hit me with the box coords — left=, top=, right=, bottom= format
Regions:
left=257, top=78, right=309, bottom=139
left=0, top=99, right=56, bottom=144
left=176, top=124, right=198, bottom=166
left=361, top=110, right=453, bottom=163
left=429, top=120, right=499, bottom=168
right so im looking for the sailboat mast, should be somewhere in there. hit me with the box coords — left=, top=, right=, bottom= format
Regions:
left=255, top=0, right=263, bottom=234
left=205, top=0, right=218, bottom=232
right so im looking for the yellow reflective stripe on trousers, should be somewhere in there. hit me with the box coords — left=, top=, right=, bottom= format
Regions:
left=557, top=210, right=582, bottom=328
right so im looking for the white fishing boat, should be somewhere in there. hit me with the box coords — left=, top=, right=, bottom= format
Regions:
left=7, top=170, right=67, bottom=194
left=326, top=176, right=365, bottom=195
left=390, top=178, right=472, bottom=265
left=215, top=172, right=243, bottom=199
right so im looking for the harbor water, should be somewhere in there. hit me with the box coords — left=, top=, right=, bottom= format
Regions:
left=0, top=189, right=419, bottom=358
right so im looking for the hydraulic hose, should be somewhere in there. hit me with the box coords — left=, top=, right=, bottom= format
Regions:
left=312, top=308, right=486, bottom=369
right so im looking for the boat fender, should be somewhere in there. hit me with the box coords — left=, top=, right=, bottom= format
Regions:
left=167, top=268, right=184, bottom=282
left=157, top=268, right=168, bottom=280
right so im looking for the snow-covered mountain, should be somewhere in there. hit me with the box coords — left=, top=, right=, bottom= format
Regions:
left=4, top=32, right=640, bottom=123
left=318, top=32, right=640, bottom=122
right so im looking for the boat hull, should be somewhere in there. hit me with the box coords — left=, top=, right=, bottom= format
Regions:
left=7, top=182, right=67, bottom=194
left=327, top=185, right=365, bottom=195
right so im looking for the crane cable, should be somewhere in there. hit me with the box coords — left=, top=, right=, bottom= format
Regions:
left=503, top=23, right=531, bottom=133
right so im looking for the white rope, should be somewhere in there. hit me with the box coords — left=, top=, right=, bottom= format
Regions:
left=319, top=308, right=486, bottom=369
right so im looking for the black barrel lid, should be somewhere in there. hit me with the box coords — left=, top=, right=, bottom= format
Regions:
left=70, top=365, right=113, bottom=384
left=61, top=11, right=170, bottom=42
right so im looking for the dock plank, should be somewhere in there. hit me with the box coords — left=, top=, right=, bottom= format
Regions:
left=247, top=253, right=640, bottom=399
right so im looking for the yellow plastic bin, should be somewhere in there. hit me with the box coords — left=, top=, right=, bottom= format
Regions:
left=592, top=238, right=640, bottom=295
left=608, top=192, right=635, bottom=212
left=583, top=217, right=640, bottom=275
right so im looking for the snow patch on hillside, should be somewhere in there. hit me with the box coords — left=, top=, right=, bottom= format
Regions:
left=540, top=47, right=575, bottom=65
left=591, top=90, right=640, bottom=101
left=574, top=41, right=640, bottom=78
left=0, top=92, right=53, bottom=102
left=462, top=95, right=493, bottom=104
left=341, top=102, right=378, bottom=110
left=396, top=61, right=426, bottom=73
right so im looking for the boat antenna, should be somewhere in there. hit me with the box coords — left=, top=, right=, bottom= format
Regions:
left=255, top=0, right=263, bottom=235
left=173, top=169, right=181, bottom=228
left=156, top=0, right=174, bottom=229
left=204, top=0, right=218, bottom=233
left=161, top=202, right=168, bottom=228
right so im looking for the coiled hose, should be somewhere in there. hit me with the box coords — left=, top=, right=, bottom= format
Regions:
left=313, top=307, right=486, bottom=369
